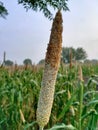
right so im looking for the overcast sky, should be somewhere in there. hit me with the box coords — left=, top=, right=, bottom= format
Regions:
left=0, top=0, right=98, bottom=64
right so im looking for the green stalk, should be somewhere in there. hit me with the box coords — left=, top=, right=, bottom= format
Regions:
left=79, top=81, right=83, bottom=130
left=40, top=126, right=43, bottom=130
left=78, top=65, right=84, bottom=130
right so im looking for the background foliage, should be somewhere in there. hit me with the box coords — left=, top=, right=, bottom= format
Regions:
left=62, top=47, right=87, bottom=63
left=0, top=63, right=98, bottom=129
left=0, top=0, right=69, bottom=19
left=0, top=1, right=8, bottom=18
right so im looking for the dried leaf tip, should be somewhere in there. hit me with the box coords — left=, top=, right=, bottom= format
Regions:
left=19, top=109, right=26, bottom=124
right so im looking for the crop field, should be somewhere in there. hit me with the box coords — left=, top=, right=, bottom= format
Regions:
left=0, top=63, right=98, bottom=130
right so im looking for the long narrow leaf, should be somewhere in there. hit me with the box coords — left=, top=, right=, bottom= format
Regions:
left=48, top=123, right=77, bottom=130
left=57, top=90, right=77, bottom=120
left=83, top=91, right=98, bottom=98
left=87, top=100, right=98, bottom=106
left=24, top=121, right=37, bottom=130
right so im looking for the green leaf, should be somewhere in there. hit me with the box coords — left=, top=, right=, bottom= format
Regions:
left=30, top=79, right=39, bottom=87
left=57, top=90, right=77, bottom=120
left=55, top=90, right=66, bottom=96
left=87, top=100, right=98, bottom=106
left=83, top=91, right=98, bottom=98
left=18, top=0, right=69, bottom=20
left=49, top=123, right=77, bottom=130
left=18, top=91, right=23, bottom=103
left=0, top=118, right=6, bottom=124
left=81, top=109, right=98, bottom=121
left=87, top=110, right=98, bottom=129
left=0, top=1, right=8, bottom=18
left=24, top=121, right=37, bottom=130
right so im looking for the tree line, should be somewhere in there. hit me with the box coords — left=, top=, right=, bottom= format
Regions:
left=1, top=47, right=87, bottom=66
left=39, top=47, right=87, bottom=64
left=1, top=58, right=32, bottom=66
left=2, top=47, right=98, bottom=66
left=62, top=47, right=87, bottom=63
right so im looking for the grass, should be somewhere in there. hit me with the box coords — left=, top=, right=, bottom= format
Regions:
left=0, top=63, right=98, bottom=129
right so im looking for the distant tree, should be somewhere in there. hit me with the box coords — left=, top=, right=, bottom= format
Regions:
left=23, top=58, right=32, bottom=65
left=38, top=59, right=45, bottom=65
left=75, top=47, right=87, bottom=61
left=62, top=47, right=87, bottom=63
left=84, top=59, right=91, bottom=64
left=62, top=47, right=76, bottom=63
left=5, top=60, right=13, bottom=66
left=84, top=59, right=98, bottom=64
left=91, top=59, right=98, bottom=64
left=0, top=1, right=8, bottom=18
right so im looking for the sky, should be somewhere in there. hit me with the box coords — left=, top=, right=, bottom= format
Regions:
left=0, top=0, right=98, bottom=64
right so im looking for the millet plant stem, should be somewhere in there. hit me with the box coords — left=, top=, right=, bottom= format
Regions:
left=79, top=81, right=83, bottom=130
left=78, top=66, right=84, bottom=130
left=40, top=127, right=43, bottom=130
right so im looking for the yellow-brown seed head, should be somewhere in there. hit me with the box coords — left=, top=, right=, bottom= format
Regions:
left=37, top=10, right=63, bottom=129
left=45, top=10, right=63, bottom=69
